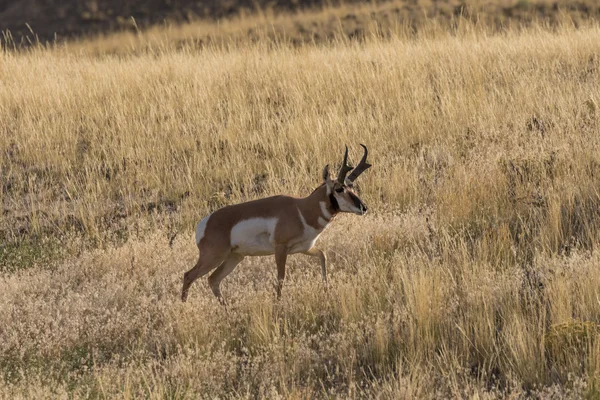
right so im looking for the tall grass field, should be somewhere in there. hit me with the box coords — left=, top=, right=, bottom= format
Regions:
left=2, top=4, right=600, bottom=397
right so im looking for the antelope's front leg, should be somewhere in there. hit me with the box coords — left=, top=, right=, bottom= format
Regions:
left=304, top=247, right=328, bottom=287
left=275, top=244, right=288, bottom=299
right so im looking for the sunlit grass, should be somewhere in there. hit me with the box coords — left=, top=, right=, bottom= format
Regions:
left=1, top=16, right=600, bottom=398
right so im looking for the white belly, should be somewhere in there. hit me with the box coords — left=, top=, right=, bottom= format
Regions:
left=230, top=218, right=278, bottom=256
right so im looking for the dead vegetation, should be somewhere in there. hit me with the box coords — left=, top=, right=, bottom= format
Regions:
left=1, top=7, right=600, bottom=398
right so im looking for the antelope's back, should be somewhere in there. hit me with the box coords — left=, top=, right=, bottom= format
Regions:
left=194, top=195, right=299, bottom=248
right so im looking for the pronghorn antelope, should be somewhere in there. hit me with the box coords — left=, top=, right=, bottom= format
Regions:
left=181, top=144, right=371, bottom=303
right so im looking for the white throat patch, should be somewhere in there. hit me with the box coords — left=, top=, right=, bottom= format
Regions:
left=319, top=201, right=332, bottom=221
left=291, top=207, right=323, bottom=253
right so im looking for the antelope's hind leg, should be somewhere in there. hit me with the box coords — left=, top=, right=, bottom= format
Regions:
left=181, top=247, right=228, bottom=302
left=208, top=253, right=245, bottom=305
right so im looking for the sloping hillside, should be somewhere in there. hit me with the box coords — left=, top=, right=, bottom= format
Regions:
left=1, top=0, right=599, bottom=45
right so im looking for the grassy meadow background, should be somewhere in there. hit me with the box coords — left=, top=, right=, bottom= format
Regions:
left=2, top=2, right=600, bottom=398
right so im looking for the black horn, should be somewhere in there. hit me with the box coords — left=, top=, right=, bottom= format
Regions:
left=345, top=144, right=371, bottom=184
left=336, top=145, right=353, bottom=184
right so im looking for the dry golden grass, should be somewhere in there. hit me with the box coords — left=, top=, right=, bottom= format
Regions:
left=2, top=13, right=600, bottom=398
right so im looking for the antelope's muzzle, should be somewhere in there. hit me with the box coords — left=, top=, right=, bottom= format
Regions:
left=350, top=192, right=368, bottom=215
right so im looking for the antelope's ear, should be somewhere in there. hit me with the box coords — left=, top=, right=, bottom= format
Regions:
left=322, top=164, right=331, bottom=182
left=322, top=164, right=335, bottom=193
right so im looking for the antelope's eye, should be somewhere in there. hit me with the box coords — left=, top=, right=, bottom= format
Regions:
left=335, top=187, right=344, bottom=193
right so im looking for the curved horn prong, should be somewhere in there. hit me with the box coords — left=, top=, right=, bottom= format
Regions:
left=345, top=144, right=371, bottom=184
left=337, top=145, right=353, bottom=184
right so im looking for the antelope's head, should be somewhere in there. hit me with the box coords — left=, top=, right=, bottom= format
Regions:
left=323, top=144, right=372, bottom=216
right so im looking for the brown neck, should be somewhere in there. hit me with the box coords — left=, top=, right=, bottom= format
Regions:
left=309, top=184, right=338, bottom=215
left=297, top=184, right=338, bottom=229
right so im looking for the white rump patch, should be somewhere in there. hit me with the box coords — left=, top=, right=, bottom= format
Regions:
left=195, top=215, right=211, bottom=245
left=230, top=218, right=278, bottom=256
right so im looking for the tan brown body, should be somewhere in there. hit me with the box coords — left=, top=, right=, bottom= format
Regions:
left=181, top=145, right=371, bottom=303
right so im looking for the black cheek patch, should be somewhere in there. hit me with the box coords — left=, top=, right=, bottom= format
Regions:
left=329, top=192, right=340, bottom=211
